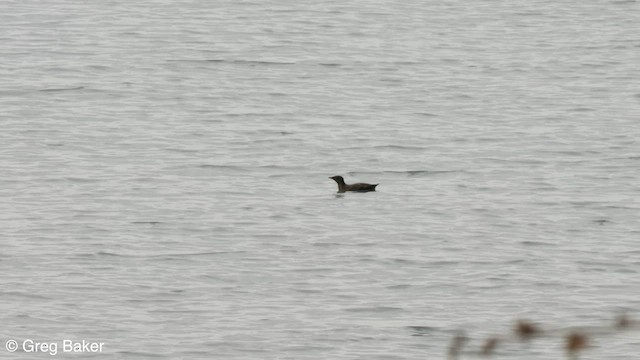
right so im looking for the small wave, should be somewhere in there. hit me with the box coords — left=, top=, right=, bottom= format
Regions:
left=96, top=251, right=125, bottom=257
left=391, top=60, right=423, bottom=65
left=592, top=219, right=611, bottom=225
left=520, top=240, right=555, bottom=246
left=93, top=250, right=245, bottom=259
left=291, top=267, right=333, bottom=273
left=158, top=251, right=247, bottom=259
left=312, top=242, right=341, bottom=247
left=224, top=112, right=291, bottom=117
left=407, top=325, right=439, bottom=335
left=0, top=89, right=30, bottom=96
left=343, top=144, right=427, bottom=151
left=1, top=291, right=51, bottom=300
left=569, top=200, right=600, bottom=206
left=345, top=306, right=404, bottom=313
left=207, top=59, right=296, bottom=66
left=115, top=351, right=165, bottom=358
left=346, top=170, right=461, bottom=177
left=405, top=170, right=460, bottom=177
left=503, top=259, right=526, bottom=264
left=294, top=289, right=323, bottom=294
left=372, top=144, right=427, bottom=150
left=389, top=258, right=421, bottom=265
left=257, top=164, right=304, bottom=170
left=198, top=164, right=249, bottom=171
left=65, top=177, right=100, bottom=183
left=551, top=150, right=589, bottom=156
left=386, top=284, right=411, bottom=289
left=514, top=11, right=545, bottom=16
left=481, top=157, right=547, bottom=164
left=87, top=64, right=111, bottom=71
left=166, top=147, right=199, bottom=153
left=167, top=59, right=297, bottom=69
left=426, top=260, right=460, bottom=266
left=39, top=86, right=85, bottom=92
left=602, top=205, right=640, bottom=210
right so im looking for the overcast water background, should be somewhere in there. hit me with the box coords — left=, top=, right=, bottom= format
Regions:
left=2, top=0, right=640, bottom=359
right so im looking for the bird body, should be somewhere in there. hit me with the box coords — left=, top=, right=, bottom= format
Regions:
left=329, top=175, right=378, bottom=193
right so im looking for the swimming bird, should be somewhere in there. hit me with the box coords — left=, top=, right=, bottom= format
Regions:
left=329, top=175, right=378, bottom=193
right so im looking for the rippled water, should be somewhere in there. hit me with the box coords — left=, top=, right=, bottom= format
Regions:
left=2, top=0, right=639, bottom=359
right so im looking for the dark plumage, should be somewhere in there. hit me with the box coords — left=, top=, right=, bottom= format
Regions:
left=329, top=175, right=378, bottom=193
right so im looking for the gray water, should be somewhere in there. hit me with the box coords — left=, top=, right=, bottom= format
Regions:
left=1, top=1, right=639, bottom=359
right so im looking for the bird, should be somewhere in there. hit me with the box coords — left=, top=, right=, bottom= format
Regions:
left=514, top=319, right=541, bottom=341
left=329, top=175, right=378, bottom=193
left=565, top=332, right=588, bottom=358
